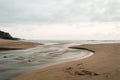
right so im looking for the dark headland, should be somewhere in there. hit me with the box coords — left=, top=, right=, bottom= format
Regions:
left=0, top=30, right=42, bottom=50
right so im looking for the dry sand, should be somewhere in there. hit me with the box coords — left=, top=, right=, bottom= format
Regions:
left=0, top=39, right=42, bottom=50
left=11, top=43, right=120, bottom=80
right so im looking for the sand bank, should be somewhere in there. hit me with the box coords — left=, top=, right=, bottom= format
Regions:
left=0, top=39, right=42, bottom=50
left=11, top=43, right=120, bottom=80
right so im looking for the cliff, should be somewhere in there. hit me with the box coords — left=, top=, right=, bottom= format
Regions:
left=0, top=30, right=19, bottom=40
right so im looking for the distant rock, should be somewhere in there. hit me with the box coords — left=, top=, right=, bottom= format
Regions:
left=0, top=30, right=20, bottom=40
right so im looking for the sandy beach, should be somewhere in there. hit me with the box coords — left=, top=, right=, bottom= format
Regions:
left=0, top=39, right=42, bottom=50
left=11, top=43, right=120, bottom=80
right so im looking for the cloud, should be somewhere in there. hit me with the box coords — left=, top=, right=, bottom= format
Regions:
left=1, top=0, right=120, bottom=40
left=1, top=22, right=120, bottom=40
left=0, top=0, right=120, bottom=24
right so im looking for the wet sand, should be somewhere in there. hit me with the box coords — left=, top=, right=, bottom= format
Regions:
left=0, top=40, right=92, bottom=80
left=0, top=39, right=43, bottom=50
left=11, top=43, right=120, bottom=80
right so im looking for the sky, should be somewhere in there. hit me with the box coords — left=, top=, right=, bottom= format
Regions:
left=0, top=0, right=120, bottom=40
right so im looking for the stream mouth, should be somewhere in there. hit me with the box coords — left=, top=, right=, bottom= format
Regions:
left=0, top=41, right=94, bottom=80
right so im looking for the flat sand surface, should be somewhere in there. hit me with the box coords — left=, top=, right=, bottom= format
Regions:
left=11, top=43, right=120, bottom=80
left=0, top=39, right=42, bottom=50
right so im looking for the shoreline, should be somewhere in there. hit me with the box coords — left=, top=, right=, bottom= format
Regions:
left=0, top=39, right=43, bottom=50
left=0, top=41, right=94, bottom=80
left=11, top=43, right=120, bottom=80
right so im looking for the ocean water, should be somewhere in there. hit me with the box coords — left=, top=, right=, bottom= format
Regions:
left=0, top=40, right=120, bottom=80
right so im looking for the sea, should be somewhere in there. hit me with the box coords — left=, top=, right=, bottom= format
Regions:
left=0, top=40, right=120, bottom=80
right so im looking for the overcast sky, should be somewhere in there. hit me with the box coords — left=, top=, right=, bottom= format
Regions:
left=0, top=0, right=120, bottom=40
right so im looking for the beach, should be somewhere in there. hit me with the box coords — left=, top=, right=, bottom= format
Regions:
left=0, top=40, right=92, bottom=80
left=11, top=43, right=120, bottom=80
left=0, top=39, right=43, bottom=80
left=1, top=0, right=120, bottom=80
left=0, top=39, right=42, bottom=50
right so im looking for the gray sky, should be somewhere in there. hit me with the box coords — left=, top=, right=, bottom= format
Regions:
left=0, top=0, right=120, bottom=40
